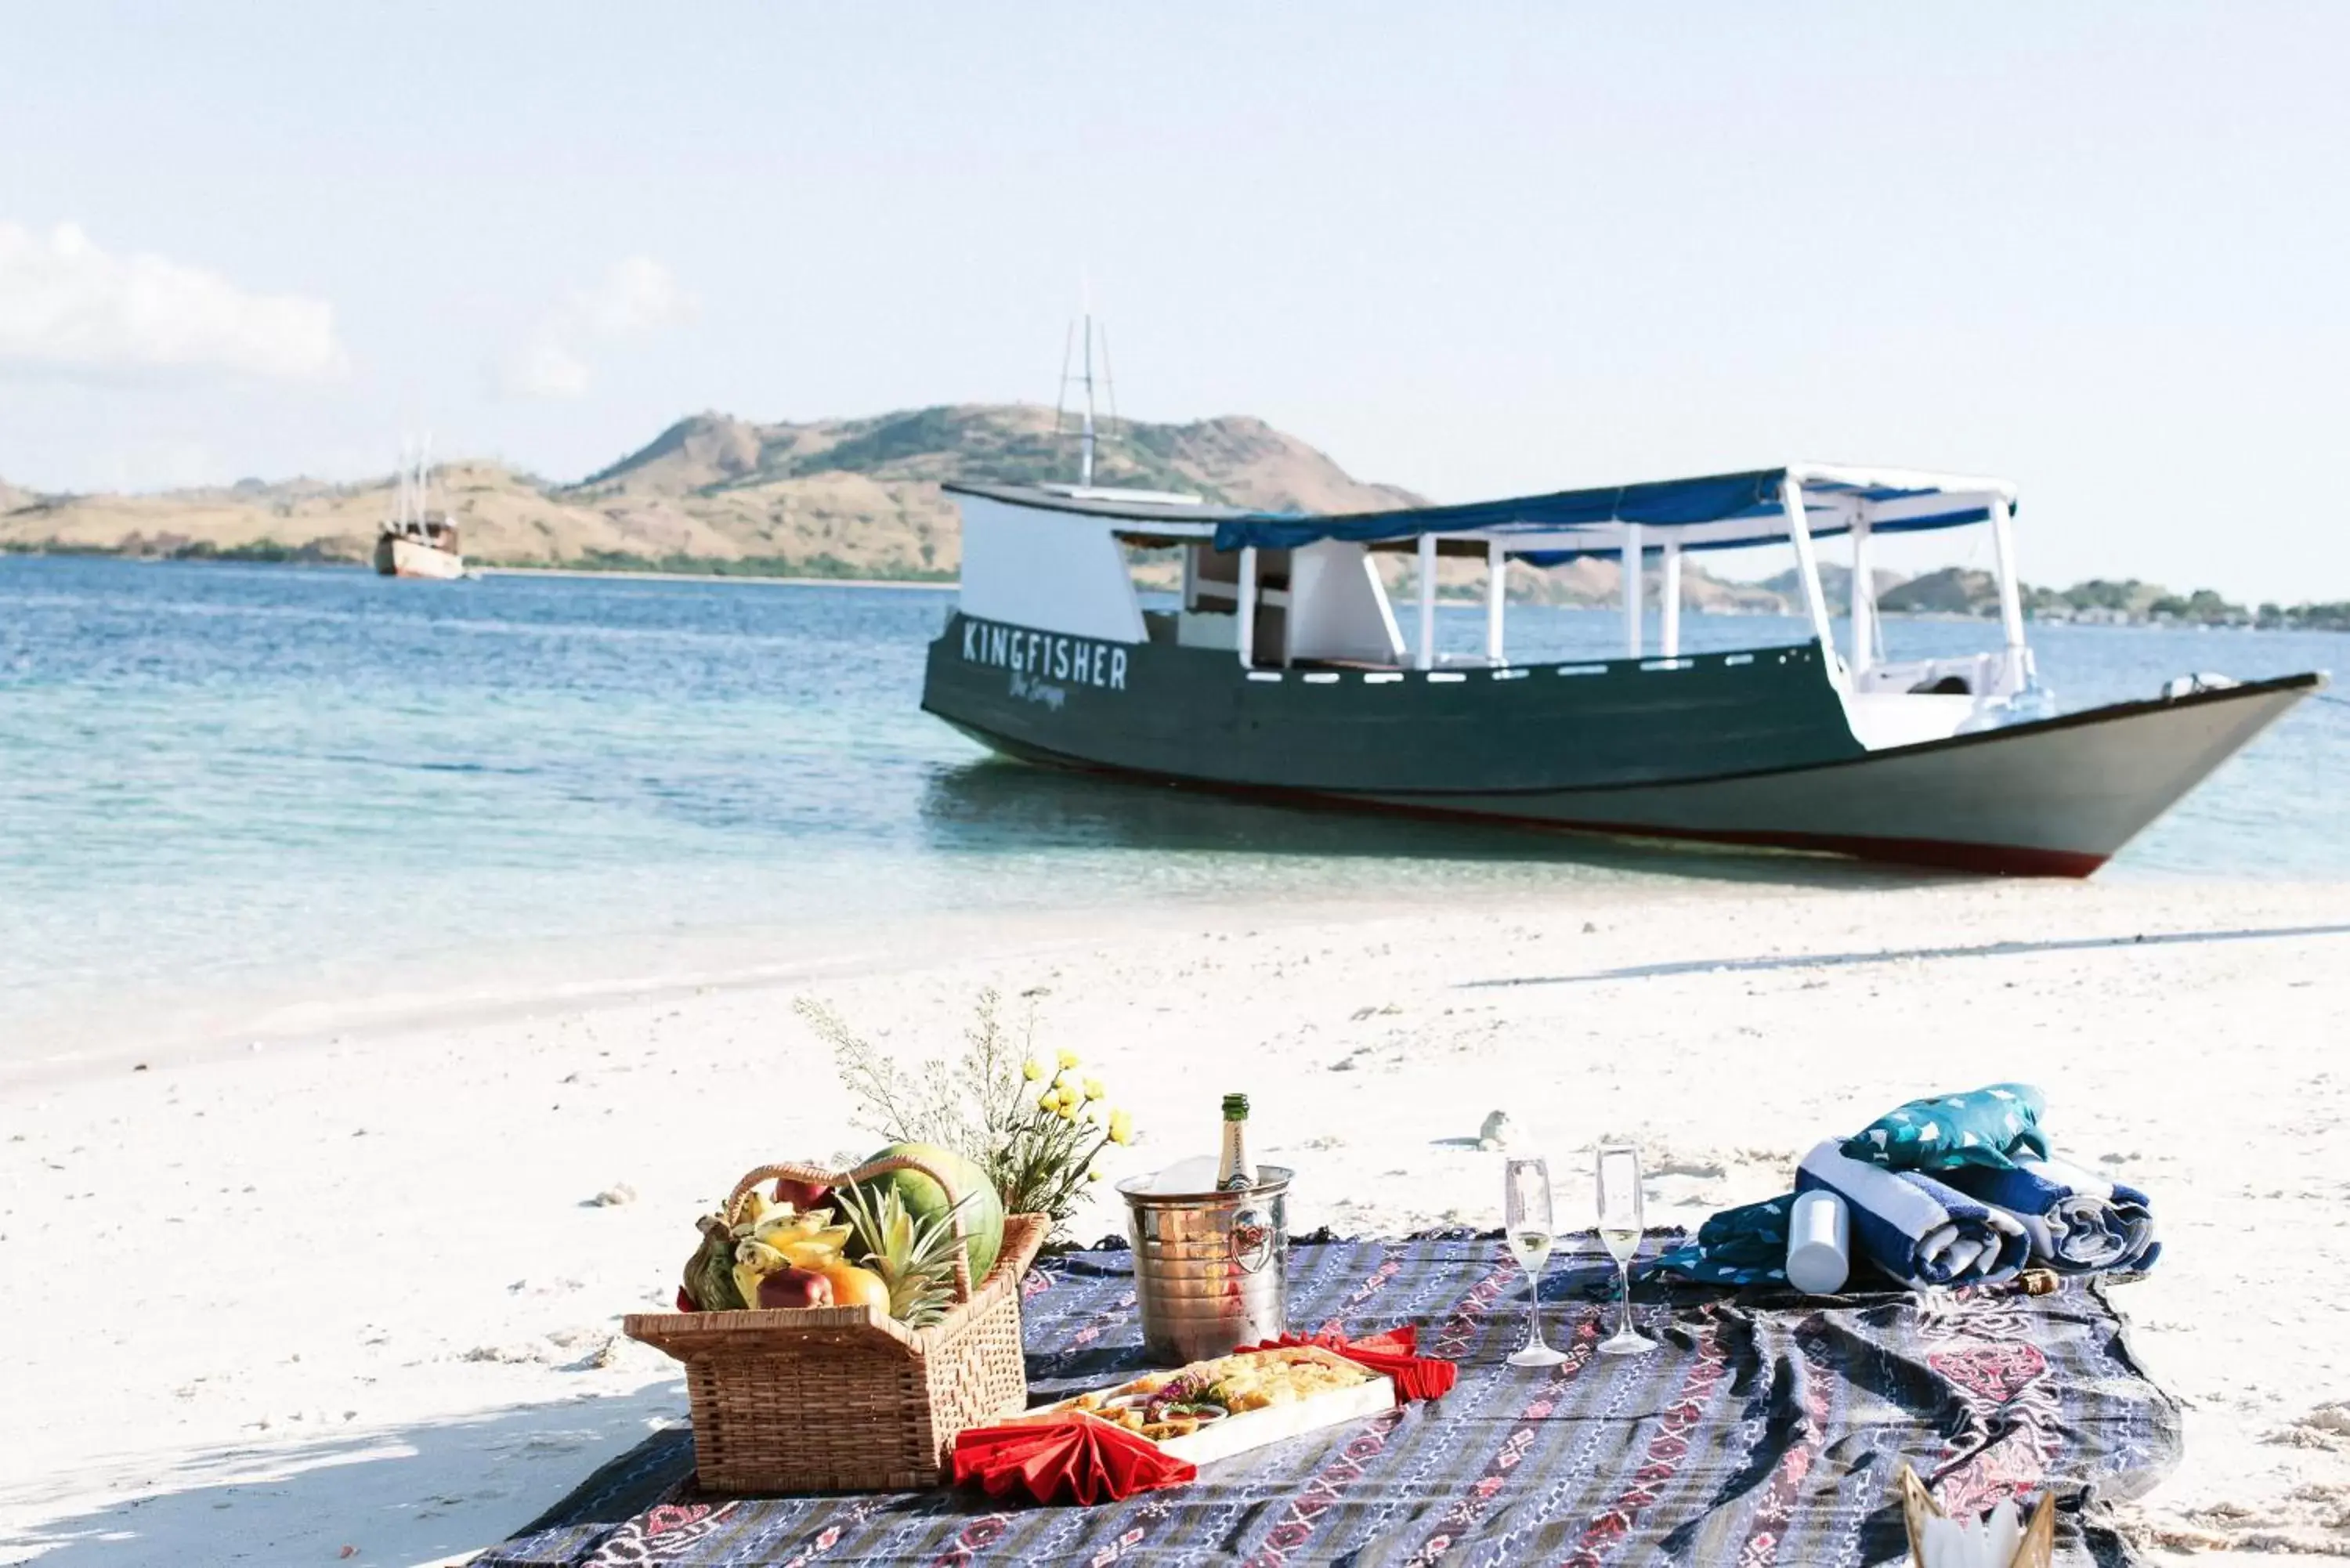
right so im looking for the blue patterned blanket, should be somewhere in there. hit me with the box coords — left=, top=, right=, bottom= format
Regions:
left=475, top=1234, right=2179, bottom=1567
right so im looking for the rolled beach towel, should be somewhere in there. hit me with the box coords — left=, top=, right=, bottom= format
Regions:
left=1940, top=1157, right=2160, bottom=1275
left=1795, top=1140, right=2030, bottom=1289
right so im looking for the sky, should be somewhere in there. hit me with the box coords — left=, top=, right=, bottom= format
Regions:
left=2, top=3, right=2345, bottom=601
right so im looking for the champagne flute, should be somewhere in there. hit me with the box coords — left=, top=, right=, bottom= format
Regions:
left=1596, top=1143, right=1658, bottom=1355
left=1503, top=1158, right=1567, bottom=1368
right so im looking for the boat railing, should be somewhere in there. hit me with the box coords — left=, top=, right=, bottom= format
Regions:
left=1256, top=642, right=1827, bottom=685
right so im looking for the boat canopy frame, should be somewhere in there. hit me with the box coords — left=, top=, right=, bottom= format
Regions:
left=943, top=463, right=2031, bottom=695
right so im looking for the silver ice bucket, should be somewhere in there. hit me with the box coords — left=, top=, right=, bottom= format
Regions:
left=1117, top=1165, right=1292, bottom=1366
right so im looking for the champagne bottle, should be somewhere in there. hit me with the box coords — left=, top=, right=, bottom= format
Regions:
left=1217, top=1093, right=1254, bottom=1190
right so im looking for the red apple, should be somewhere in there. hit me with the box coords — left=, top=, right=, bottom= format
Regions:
left=772, top=1176, right=833, bottom=1213
left=757, top=1266, right=835, bottom=1310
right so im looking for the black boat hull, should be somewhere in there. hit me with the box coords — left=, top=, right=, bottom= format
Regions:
left=920, top=613, right=2321, bottom=876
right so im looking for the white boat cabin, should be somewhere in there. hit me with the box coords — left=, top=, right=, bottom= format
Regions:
left=945, top=464, right=2046, bottom=751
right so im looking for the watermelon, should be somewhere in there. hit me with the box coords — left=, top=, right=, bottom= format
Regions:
left=853, top=1141, right=1006, bottom=1282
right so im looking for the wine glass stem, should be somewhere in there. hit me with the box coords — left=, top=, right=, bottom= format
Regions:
left=1526, top=1276, right=1546, bottom=1350
left=1617, top=1262, right=1632, bottom=1338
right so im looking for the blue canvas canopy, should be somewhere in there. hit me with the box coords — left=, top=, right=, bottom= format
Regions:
left=1208, top=465, right=2013, bottom=564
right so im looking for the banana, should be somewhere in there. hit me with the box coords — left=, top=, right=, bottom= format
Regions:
left=749, top=1208, right=834, bottom=1242
left=733, top=1261, right=768, bottom=1310
left=736, top=1237, right=790, bottom=1272
left=770, top=1234, right=853, bottom=1268
left=729, top=1192, right=775, bottom=1237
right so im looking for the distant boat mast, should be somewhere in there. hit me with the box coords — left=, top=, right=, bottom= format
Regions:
left=391, top=433, right=438, bottom=528
left=1055, top=284, right=1119, bottom=486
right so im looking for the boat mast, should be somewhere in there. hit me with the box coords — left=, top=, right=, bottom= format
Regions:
left=1079, top=316, right=1096, bottom=487
left=1055, top=279, right=1117, bottom=487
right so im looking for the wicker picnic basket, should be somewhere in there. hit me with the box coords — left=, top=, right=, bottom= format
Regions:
left=624, top=1155, right=1048, bottom=1494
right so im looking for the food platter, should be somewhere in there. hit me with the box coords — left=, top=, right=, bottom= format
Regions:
left=1028, top=1344, right=1396, bottom=1466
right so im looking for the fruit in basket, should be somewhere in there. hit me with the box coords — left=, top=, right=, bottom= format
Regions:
left=683, top=1214, right=748, bottom=1312
left=732, top=1209, right=856, bottom=1306
left=833, top=1180, right=968, bottom=1329
left=772, top=1176, right=833, bottom=1212
left=755, top=1266, right=836, bottom=1310
left=815, top=1259, right=891, bottom=1313
left=849, top=1142, right=1005, bottom=1282
left=728, top=1190, right=776, bottom=1237
left=749, top=1211, right=855, bottom=1266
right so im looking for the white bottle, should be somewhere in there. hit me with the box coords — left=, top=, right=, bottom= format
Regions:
left=1785, top=1190, right=1851, bottom=1294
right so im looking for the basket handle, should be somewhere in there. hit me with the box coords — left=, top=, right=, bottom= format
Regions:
left=725, top=1154, right=978, bottom=1302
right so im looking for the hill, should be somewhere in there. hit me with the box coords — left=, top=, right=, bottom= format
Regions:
left=0, top=406, right=1772, bottom=607
left=18, top=417, right=2312, bottom=623
left=0, top=405, right=1430, bottom=581
left=1759, top=563, right=1911, bottom=616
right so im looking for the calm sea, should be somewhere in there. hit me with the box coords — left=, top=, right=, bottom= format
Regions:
left=3, top=555, right=2343, bottom=1051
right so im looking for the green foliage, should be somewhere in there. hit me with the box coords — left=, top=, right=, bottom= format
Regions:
left=809, top=408, right=971, bottom=475
left=168, top=537, right=349, bottom=565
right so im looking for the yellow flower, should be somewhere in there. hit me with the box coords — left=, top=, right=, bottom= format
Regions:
left=1021, top=1058, right=1044, bottom=1082
left=1056, top=1100, right=1078, bottom=1122
left=1058, top=1086, right=1081, bottom=1112
left=1087, top=1168, right=1103, bottom=1182
left=1083, top=1077, right=1105, bottom=1101
left=1037, top=1090, right=1061, bottom=1114
left=1108, top=1108, right=1133, bottom=1146
left=1057, top=1049, right=1079, bottom=1070
left=1054, top=1070, right=1078, bottom=1094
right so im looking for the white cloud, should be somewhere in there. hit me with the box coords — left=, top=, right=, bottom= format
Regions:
left=0, top=222, right=344, bottom=381
left=497, top=337, right=594, bottom=401
left=494, top=256, right=695, bottom=401
left=574, top=255, right=696, bottom=335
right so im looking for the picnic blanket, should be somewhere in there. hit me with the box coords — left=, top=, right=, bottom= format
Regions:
left=476, top=1234, right=2181, bottom=1567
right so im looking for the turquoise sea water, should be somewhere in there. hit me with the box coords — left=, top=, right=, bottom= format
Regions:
left=2, top=555, right=2343, bottom=1043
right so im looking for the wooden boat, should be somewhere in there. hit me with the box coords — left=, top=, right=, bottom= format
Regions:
left=374, top=437, right=464, bottom=579
left=919, top=466, right=2323, bottom=876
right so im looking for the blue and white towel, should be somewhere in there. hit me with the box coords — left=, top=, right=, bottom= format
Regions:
left=1941, top=1157, right=2160, bottom=1275
left=1796, top=1140, right=2030, bottom=1288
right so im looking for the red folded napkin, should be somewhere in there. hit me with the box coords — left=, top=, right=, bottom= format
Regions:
left=952, top=1410, right=1197, bottom=1507
left=1248, top=1324, right=1460, bottom=1402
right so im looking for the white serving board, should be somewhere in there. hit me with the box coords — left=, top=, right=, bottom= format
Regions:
left=1155, top=1368, right=1395, bottom=1465
left=1035, top=1346, right=1396, bottom=1467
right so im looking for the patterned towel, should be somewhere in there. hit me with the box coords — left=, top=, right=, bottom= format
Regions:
left=1942, top=1156, right=2160, bottom=1275
left=1648, top=1196, right=1795, bottom=1286
left=1798, top=1140, right=2030, bottom=1288
left=1841, top=1083, right=2050, bottom=1172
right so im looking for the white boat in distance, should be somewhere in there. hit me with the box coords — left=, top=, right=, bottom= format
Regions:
left=374, top=437, right=464, bottom=580
left=920, top=464, right=2323, bottom=876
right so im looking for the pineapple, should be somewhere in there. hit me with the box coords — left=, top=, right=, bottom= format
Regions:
left=833, top=1182, right=971, bottom=1329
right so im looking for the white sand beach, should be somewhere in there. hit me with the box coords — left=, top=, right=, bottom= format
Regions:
left=5, top=873, right=2348, bottom=1565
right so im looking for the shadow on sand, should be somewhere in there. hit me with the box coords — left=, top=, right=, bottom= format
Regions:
left=1462, top=921, right=2350, bottom=988
left=917, top=760, right=1950, bottom=891
left=1, top=1384, right=686, bottom=1568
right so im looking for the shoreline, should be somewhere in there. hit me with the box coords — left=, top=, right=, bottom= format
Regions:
left=9, top=554, right=2350, bottom=630
left=11, top=857, right=2343, bottom=1091
left=5, top=875, right=2349, bottom=1563
left=472, top=565, right=958, bottom=591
